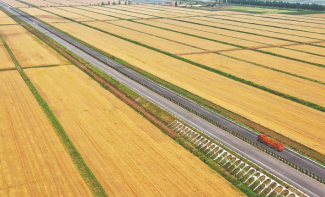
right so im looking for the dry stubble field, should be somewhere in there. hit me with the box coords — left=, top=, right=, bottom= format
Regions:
left=25, top=65, right=245, bottom=197
left=0, top=10, right=16, bottom=25
left=0, top=70, right=92, bottom=197
left=0, top=25, right=69, bottom=67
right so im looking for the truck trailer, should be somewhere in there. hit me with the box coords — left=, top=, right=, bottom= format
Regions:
left=258, top=134, right=284, bottom=152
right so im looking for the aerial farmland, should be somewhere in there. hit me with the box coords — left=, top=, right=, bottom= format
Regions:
left=1, top=0, right=325, bottom=196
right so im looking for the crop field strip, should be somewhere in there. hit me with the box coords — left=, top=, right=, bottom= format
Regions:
left=214, top=15, right=325, bottom=35
left=20, top=8, right=71, bottom=23
left=252, top=14, right=325, bottom=26
left=58, top=7, right=117, bottom=21
left=93, top=6, right=154, bottom=19
left=79, top=6, right=136, bottom=19
left=261, top=47, right=325, bottom=66
left=85, top=21, right=205, bottom=54
left=269, top=13, right=325, bottom=24
left=43, top=7, right=94, bottom=22
left=136, top=19, right=291, bottom=47
left=220, top=50, right=325, bottom=84
left=107, top=20, right=266, bottom=49
left=0, top=0, right=27, bottom=7
left=189, top=16, right=324, bottom=42
left=39, top=21, right=325, bottom=155
left=0, top=9, right=16, bottom=25
left=283, top=44, right=325, bottom=57
left=25, top=65, right=245, bottom=197
left=86, top=21, right=236, bottom=52
left=0, top=25, right=69, bottom=67
left=109, top=5, right=198, bottom=18
left=0, top=42, right=15, bottom=69
left=230, top=14, right=325, bottom=31
left=0, top=70, right=94, bottom=197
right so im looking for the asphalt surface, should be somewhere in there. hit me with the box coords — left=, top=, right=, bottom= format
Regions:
left=2, top=2, right=325, bottom=196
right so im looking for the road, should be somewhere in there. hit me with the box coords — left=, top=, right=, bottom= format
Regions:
left=1, top=2, right=325, bottom=196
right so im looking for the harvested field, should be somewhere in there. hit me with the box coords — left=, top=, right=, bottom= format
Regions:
left=222, top=49, right=325, bottom=83
left=52, top=22, right=325, bottom=155
left=261, top=47, right=325, bottom=65
left=184, top=52, right=325, bottom=106
left=85, top=21, right=204, bottom=54
left=0, top=25, right=69, bottom=67
left=25, top=65, right=245, bottom=197
left=182, top=17, right=320, bottom=42
left=81, top=6, right=135, bottom=19
left=43, top=7, right=93, bottom=21
left=95, top=20, right=236, bottom=51
left=0, top=42, right=15, bottom=69
left=285, top=44, right=325, bottom=57
left=0, top=10, right=16, bottom=25
left=0, top=0, right=28, bottom=7
left=217, top=15, right=325, bottom=35
left=60, top=7, right=116, bottom=21
left=129, top=5, right=210, bottom=17
left=137, top=19, right=288, bottom=47
left=20, top=8, right=70, bottom=23
left=0, top=70, right=92, bottom=197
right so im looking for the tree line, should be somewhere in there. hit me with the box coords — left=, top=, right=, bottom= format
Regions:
left=226, top=0, right=325, bottom=11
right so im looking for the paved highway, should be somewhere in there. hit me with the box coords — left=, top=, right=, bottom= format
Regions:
left=2, top=2, right=325, bottom=196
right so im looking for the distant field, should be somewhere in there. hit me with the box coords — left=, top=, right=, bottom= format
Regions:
left=25, top=65, right=245, bottom=197
left=0, top=70, right=92, bottom=197
left=0, top=25, right=69, bottom=67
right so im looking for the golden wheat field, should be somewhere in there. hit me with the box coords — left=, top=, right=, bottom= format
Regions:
left=111, top=5, right=187, bottom=17
left=59, top=7, right=116, bottom=20
left=0, top=25, right=69, bottom=67
left=269, top=13, right=325, bottom=23
left=99, top=6, right=153, bottom=18
left=81, top=6, right=136, bottom=19
left=261, top=47, right=325, bottom=65
left=43, top=7, right=93, bottom=21
left=182, top=17, right=319, bottom=42
left=0, top=42, right=15, bottom=69
left=184, top=52, right=325, bottom=106
left=217, top=15, right=325, bottom=34
left=285, top=44, right=325, bottom=57
left=232, top=14, right=325, bottom=29
left=25, top=0, right=58, bottom=7
left=205, top=16, right=325, bottom=40
left=0, top=0, right=28, bottom=7
left=49, top=22, right=325, bottom=154
left=85, top=21, right=203, bottom=54
left=110, top=19, right=268, bottom=48
left=25, top=65, right=245, bottom=197
left=222, top=49, right=325, bottom=83
left=0, top=70, right=93, bottom=197
left=20, top=8, right=70, bottom=23
left=141, top=18, right=293, bottom=46
left=0, top=10, right=16, bottom=25
left=87, top=20, right=236, bottom=52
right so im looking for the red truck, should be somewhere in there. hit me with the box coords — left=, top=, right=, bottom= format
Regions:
left=258, top=134, right=285, bottom=152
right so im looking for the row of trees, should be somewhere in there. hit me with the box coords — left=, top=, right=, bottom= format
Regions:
left=226, top=0, right=325, bottom=11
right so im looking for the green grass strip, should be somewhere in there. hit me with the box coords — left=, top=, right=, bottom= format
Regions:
left=0, top=29, right=108, bottom=197
left=0, top=67, right=17, bottom=71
